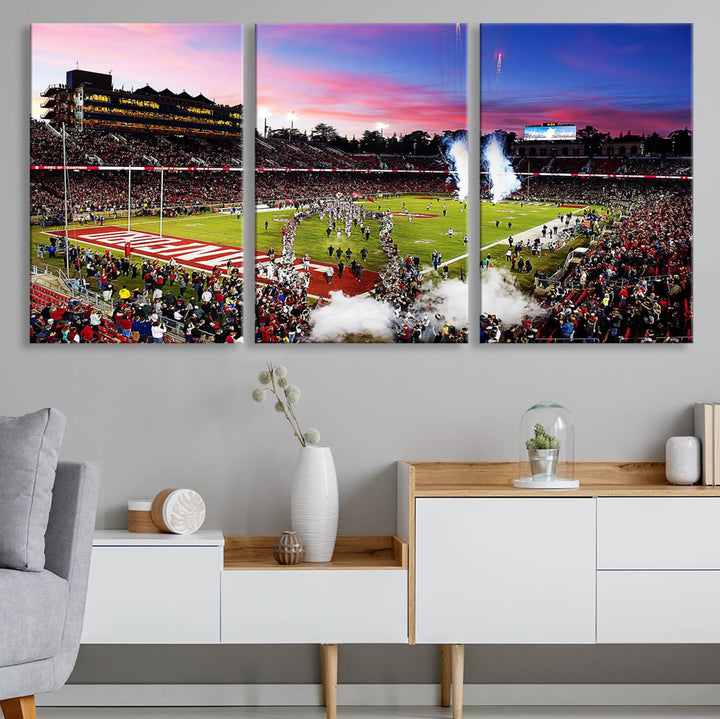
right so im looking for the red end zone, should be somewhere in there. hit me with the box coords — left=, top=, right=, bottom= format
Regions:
left=47, top=225, right=377, bottom=299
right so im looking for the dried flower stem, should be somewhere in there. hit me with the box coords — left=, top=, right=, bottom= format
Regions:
left=267, top=362, right=306, bottom=446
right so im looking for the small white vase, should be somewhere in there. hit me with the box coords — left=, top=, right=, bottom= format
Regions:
left=665, top=436, right=701, bottom=485
left=291, top=446, right=338, bottom=562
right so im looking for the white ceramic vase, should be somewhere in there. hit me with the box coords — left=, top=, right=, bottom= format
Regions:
left=291, top=446, right=338, bottom=562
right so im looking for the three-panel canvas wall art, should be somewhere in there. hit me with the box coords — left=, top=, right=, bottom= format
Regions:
left=29, top=23, right=692, bottom=345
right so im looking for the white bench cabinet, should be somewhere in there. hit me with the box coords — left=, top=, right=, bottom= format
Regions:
left=81, top=530, right=224, bottom=644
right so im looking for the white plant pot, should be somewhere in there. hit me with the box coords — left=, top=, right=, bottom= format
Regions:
left=291, top=446, right=338, bottom=562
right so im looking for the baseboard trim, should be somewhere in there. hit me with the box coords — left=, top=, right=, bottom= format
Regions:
left=37, top=683, right=720, bottom=707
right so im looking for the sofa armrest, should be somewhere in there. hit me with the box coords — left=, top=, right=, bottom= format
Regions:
left=44, top=461, right=101, bottom=687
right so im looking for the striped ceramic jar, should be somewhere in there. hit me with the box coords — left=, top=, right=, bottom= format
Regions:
left=273, top=530, right=305, bottom=565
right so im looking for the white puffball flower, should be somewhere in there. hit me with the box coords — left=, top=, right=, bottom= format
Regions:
left=285, top=385, right=301, bottom=405
left=274, top=401, right=285, bottom=413
left=251, top=388, right=267, bottom=403
left=274, top=365, right=288, bottom=379
left=258, top=370, right=271, bottom=385
left=303, top=428, right=321, bottom=445
left=277, top=377, right=288, bottom=388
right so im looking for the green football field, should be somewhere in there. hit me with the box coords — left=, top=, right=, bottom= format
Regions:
left=256, top=195, right=468, bottom=280
left=480, top=200, right=604, bottom=294
left=30, top=212, right=243, bottom=296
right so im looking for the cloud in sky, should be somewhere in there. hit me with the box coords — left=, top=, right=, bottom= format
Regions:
left=31, top=23, right=242, bottom=118
left=481, top=23, right=692, bottom=137
left=257, top=23, right=467, bottom=137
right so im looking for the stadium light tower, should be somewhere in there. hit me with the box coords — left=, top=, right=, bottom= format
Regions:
left=375, top=122, right=389, bottom=137
left=258, top=107, right=272, bottom=138
left=287, top=111, right=298, bottom=135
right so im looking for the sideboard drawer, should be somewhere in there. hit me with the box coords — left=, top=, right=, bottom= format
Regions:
left=597, top=570, right=720, bottom=643
left=597, top=498, right=720, bottom=569
left=221, top=569, right=407, bottom=644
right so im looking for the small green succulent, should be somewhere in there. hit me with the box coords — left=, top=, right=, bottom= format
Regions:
left=526, top=423, right=561, bottom=450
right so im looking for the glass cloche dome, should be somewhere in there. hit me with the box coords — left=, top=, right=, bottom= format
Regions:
left=516, top=402, right=577, bottom=489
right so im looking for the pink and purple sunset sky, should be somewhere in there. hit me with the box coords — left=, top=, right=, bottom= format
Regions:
left=31, top=23, right=242, bottom=119
left=257, top=24, right=467, bottom=138
left=482, top=24, right=692, bottom=137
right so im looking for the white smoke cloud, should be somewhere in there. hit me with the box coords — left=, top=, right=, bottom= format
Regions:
left=309, top=291, right=395, bottom=342
left=483, top=131, right=521, bottom=204
left=417, top=278, right=468, bottom=328
left=481, top=267, right=544, bottom=326
left=440, top=131, right=469, bottom=201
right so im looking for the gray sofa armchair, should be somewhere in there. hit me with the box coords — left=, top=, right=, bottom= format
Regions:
left=0, top=461, right=101, bottom=719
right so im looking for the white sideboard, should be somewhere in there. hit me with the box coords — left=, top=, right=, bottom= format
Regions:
left=398, top=461, right=720, bottom=719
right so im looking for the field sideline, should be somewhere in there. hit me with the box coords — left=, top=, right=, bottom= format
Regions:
left=480, top=200, right=604, bottom=294
left=256, top=194, right=468, bottom=280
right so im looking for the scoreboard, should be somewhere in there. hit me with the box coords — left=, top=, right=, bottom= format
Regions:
left=523, top=123, right=577, bottom=141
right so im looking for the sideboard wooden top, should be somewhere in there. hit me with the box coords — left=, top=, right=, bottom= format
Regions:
left=400, top=461, right=720, bottom=497
left=224, top=535, right=408, bottom=571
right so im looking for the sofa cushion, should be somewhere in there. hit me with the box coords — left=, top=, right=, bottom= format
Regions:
left=0, top=568, right=69, bottom=667
left=0, top=408, right=67, bottom=571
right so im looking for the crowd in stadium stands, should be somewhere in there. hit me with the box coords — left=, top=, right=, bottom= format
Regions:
left=31, top=242, right=242, bottom=343
left=255, top=137, right=444, bottom=172
left=255, top=263, right=312, bottom=343
left=256, top=171, right=451, bottom=205
left=31, top=286, right=135, bottom=343
left=590, top=157, right=623, bottom=173
left=31, top=170, right=242, bottom=221
left=481, top=177, right=690, bottom=208
left=481, top=185, right=692, bottom=343
left=509, top=153, right=692, bottom=178
left=548, top=157, right=589, bottom=173
left=30, top=119, right=241, bottom=167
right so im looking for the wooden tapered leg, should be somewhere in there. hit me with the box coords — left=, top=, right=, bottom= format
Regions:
left=320, top=644, right=338, bottom=719
left=1, top=696, right=37, bottom=719
left=451, top=644, right=464, bottom=719
left=440, top=644, right=452, bottom=707
left=320, top=644, right=327, bottom=706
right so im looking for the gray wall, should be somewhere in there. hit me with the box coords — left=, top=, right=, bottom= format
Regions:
left=11, top=0, right=719, bottom=687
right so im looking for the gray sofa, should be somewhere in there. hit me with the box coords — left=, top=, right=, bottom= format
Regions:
left=0, top=461, right=101, bottom=718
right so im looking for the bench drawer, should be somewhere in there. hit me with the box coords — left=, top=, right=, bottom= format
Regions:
left=221, top=569, right=407, bottom=644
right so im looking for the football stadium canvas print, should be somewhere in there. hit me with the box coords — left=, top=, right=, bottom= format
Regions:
left=255, top=23, right=468, bottom=343
left=30, top=23, right=243, bottom=344
left=480, top=24, right=692, bottom=344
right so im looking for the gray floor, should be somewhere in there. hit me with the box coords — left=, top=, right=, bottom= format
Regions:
left=36, top=708, right=720, bottom=719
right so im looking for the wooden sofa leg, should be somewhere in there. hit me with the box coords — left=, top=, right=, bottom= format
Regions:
left=1, top=695, right=37, bottom=719
left=441, top=644, right=452, bottom=707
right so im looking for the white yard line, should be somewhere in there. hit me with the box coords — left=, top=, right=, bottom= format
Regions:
left=481, top=206, right=589, bottom=251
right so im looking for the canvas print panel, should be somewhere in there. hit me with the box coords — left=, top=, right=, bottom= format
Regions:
left=255, top=23, right=468, bottom=344
left=30, top=23, right=243, bottom=344
left=480, top=24, right=692, bottom=343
